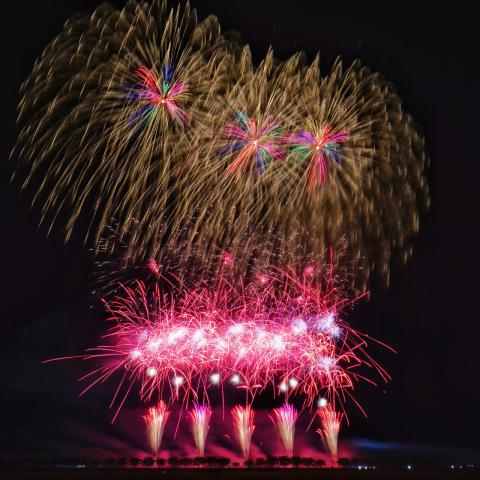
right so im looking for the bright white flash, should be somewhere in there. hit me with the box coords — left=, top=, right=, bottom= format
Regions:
left=147, top=367, right=157, bottom=377
left=317, top=397, right=328, bottom=408
left=147, top=339, right=161, bottom=351
left=318, top=356, right=337, bottom=371
left=173, top=375, right=184, bottom=386
left=131, top=349, right=142, bottom=358
left=272, top=335, right=285, bottom=351
left=227, top=324, right=244, bottom=335
left=314, top=312, right=341, bottom=338
left=288, top=378, right=299, bottom=388
left=291, top=318, right=307, bottom=335
left=168, top=327, right=187, bottom=344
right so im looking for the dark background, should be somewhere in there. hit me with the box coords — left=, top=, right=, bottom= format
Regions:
left=2, top=0, right=479, bottom=462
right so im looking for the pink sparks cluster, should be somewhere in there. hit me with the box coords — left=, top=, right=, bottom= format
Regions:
left=73, top=270, right=388, bottom=419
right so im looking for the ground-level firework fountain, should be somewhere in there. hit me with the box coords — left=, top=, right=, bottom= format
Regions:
left=231, top=405, right=255, bottom=462
left=271, top=403, right=299, bottom=457
left=143, top=401, right=170, bottom=457
left=316, top=405, right=343, bottom=466
left=189, top=403, right=212, bottom=457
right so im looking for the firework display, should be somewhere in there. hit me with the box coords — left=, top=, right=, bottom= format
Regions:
left=271, top=403, right=299, bottom=457
left=13, top=0, right=233, bottom=247
left=316, top=405, right=343, bottom=465
left=189, top=402, right=212, bottom=456
left=223, top=110, right=284, bottom=175
left=286, top=122, right=348, bottom=190
left=14, top=0, right=429, bottom=466
left=12, top=0, right=428, bottom=288
left=68, top=267, right=388, bottom=420
left=231, top=405, right=255, bottom=462
left=143, top=401, right=170, bottom=457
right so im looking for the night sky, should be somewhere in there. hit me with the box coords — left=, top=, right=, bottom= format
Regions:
left=2, top=0, right=479, bottom=463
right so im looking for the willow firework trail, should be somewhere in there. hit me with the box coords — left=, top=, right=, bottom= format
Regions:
left=12, top=0, right=428, bottom=289
left=13, top=0, right=233, bottom=247
left=316, top=405, right=343, bottom=465
left=270, top=403, right=299, bottom=457
left=143, top=401, right=170, bottom=457
left=231, top=405, right=255, bottom=462
left=189, top=403, right=212, bottom=456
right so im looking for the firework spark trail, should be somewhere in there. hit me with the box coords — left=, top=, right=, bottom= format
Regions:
left=316, top=405, right=343, bottom=465
left=270, top=403, right=299, bottom=457
left=143, top=400, right=170, bottom=457
left=189, top=402, right=212, bottom=456
left=231, top=405, right=255, bottom=462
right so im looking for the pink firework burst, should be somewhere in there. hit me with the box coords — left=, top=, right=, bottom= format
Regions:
left=143, top=400, right=170, bottom=457
left=48, top=264, right=390, bottom=421
left=127, top=65, right=190, bottom=129
left=270, top=402, right=299, bottom=457
left=231, top=404, right=255, bottom=462
left=223, top=110, right=284, bottom=175
left=287, top=123, right=348, bottom=190
left=146, top=258, right=160, bottom=275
